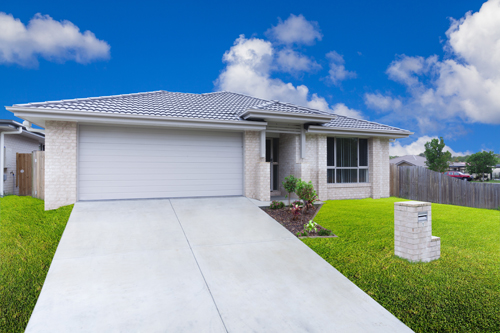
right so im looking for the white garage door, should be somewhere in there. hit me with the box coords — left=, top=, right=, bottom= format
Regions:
left=78, top=125, right=243, bottom=201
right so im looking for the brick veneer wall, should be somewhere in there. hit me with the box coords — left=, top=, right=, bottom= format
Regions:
left=370, top=137, right=390, bottom=199
left=243, top=131, right=270, bottom=201
left=3, top=135, right=42, bottom=195
left=45, top=121, right=77, bottom=210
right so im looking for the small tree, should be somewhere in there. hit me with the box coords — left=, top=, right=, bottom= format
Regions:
left=424, top=137, right=452, bottom=173
left=282, top=175, right=298, bottom=206
left=465, top=151, right=497, bottom=182
left=295, top=180, right=318, bottom=213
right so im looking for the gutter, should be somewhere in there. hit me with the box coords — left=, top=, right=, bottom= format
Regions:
left=306, top=124, right=413, bottom=138
left=6, top=107, right=269, bottom=131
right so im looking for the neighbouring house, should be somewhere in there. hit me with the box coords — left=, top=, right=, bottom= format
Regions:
left=6, top=91, right=412, bottom=210
left=390, top=155, right=427, bottom=168
left=448, top=162, right=467, bottom=173
left=0, top=120, right=45, bottom=196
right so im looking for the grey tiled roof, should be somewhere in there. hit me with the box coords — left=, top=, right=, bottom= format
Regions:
left=13, top=90, right=410, bottom=133
left=323, top=114, right=409, bottom=132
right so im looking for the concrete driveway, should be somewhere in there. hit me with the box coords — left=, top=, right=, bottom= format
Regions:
left=26, top=197, right=412, bottom=332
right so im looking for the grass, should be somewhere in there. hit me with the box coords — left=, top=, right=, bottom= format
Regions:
left=471, top=180, right=500, bottom=183
left=304, top=197, right=500, bottom=333
left=0, top=196, right=73, bottom=332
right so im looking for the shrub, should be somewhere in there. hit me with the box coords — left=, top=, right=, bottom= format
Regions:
left=296, top=180, right=318, bottom=212
left=304, top=220, right=318, bottom=233
left=318, top=228, right=333, bottom=236
left=282, top=175, right=299, bottom=206
left=269, top=200, right=285, bottom=209
left=290, top=203, right=302, bottom=220
left=291, top=200, right=303, bottom=207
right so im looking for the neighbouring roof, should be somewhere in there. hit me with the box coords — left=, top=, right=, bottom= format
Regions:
left=9, top=90, right=411, bottom=133
left=449, top=162, right=467, bottom=167
left=0, top=119, right=45, bottom=141
left=390, top=155, right=427, bottom=167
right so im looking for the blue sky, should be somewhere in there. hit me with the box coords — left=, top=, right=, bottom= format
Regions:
left=1, top=0, right=498, bottom=156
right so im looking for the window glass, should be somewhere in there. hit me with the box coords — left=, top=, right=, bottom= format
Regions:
left=336, top=169, right=358, bottom=183
left=265, top=139, right=271, bottom=162
left=359, top=139, right=368, bottom=167
left=337, top=138, right=358, bottom=167
left=327, top=169, right=335, bottom=183
left=359, top=169, right=369, bottom=183
left=272, top=138, right=279, bottom=163
left=327, top=137, right=335, bottom=166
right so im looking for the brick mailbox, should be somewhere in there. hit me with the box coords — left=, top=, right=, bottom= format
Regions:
left=394, top=201, right=440, bottom=262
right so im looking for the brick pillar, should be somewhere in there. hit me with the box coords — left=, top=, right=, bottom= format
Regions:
left=45, top=121, right=77, bottom=210
left=370, top=137, right=390, bottom=199
left=394, top=201, right=441, bottom=262
left=243, top=131, right=270, bottom=201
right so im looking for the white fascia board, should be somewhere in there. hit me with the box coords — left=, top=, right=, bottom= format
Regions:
left=306, top=125, right=413, bottom=138
left=7, top=107, right=268, bottom=131
left=241, top=109, right=334, bottom=123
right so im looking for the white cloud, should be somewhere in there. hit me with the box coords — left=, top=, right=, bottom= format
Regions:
left=378, top=0, right=500, bottom=128
left=0, top=12, right=110, bottom=67
left=364, top=93, right=402, bottom=111
left=325, top=51, right=356, bottom=85
left=275, top=48, right=321, bottom=74
left=215, top=35, right=363, bottom=119
left=265, top=14, right=322, bottom=45
left=386, top=55, right=437, bottom=86
left=390, top=136, right=471, bottom=156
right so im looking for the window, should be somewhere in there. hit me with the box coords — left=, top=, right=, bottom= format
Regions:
left=327, top=138, right=369, bottom=183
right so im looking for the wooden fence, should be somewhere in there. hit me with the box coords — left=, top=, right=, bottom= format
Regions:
left=390, top=164, right=500, bottom=210
left=32, top=151, right=45, bottom=200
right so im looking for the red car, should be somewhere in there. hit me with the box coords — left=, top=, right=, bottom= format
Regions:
left=444, top=171, right=472, bottom=181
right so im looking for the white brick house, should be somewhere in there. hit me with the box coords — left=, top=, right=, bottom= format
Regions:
left=0, top=120, right=45, bottom=196
left=6, top=91, right=412, bottom=210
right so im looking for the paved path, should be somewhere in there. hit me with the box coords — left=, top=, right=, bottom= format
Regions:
left=26, top=197, right=412, bottom=332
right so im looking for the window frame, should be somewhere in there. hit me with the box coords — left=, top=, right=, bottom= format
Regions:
left=327, top=137, right=369, bottom=184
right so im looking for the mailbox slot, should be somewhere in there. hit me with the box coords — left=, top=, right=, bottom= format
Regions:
left=418, top=212, right=428, bottom=222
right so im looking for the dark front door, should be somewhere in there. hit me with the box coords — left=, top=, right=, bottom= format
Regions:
left=266, top=138, right=279, bottom=191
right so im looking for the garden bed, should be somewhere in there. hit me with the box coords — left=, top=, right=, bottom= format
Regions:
left=262, top=203, right=336, bottom=238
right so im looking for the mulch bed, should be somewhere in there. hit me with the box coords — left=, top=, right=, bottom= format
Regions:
left=262, top=204, right=337, bottom=237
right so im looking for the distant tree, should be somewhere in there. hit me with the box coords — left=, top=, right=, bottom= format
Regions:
left=465, top=151, right=497, bottom=181
left=424, top=137, right=452, bottom=173
left=389, top=156, right=399, bottom=159
left=418, top=152, right=426, bottom=157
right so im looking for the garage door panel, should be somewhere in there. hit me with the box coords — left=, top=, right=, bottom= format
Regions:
left=79, top=172, right=243, bottom=182
left=79, top=145, right=240, bottom=156
left=80, top=178, right=243, bottom=188
left=79, top=155, right=242, bottom=164
left=82, top=189, right=243, bottom=201
left=78, top=125, right=243, bottom=201
left=78, top=162, right=242, bottom=173
left=80, top=129, right=242, bottom=146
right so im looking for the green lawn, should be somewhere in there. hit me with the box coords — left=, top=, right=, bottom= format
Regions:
left=471, top=180, right=500, bottom=183
left=304, top=197, right=500, bottom=332
left=0, top=196, right=73, bottom=332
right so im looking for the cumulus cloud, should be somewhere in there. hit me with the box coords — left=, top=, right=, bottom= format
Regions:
left=265, top=14, right=322, bottom=45
left=0, top=12, right=110, bottom=67
left=215, top=35, right=363, bottom=119
left=325, top=51, right=356, bottom=85
left=275, top=48, right=321, bottom=74
left=373, top=0, right=500, bottom=129
left=364, top=93, right=402, bottom=111
left=390, top=136, right=471, bottom=156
